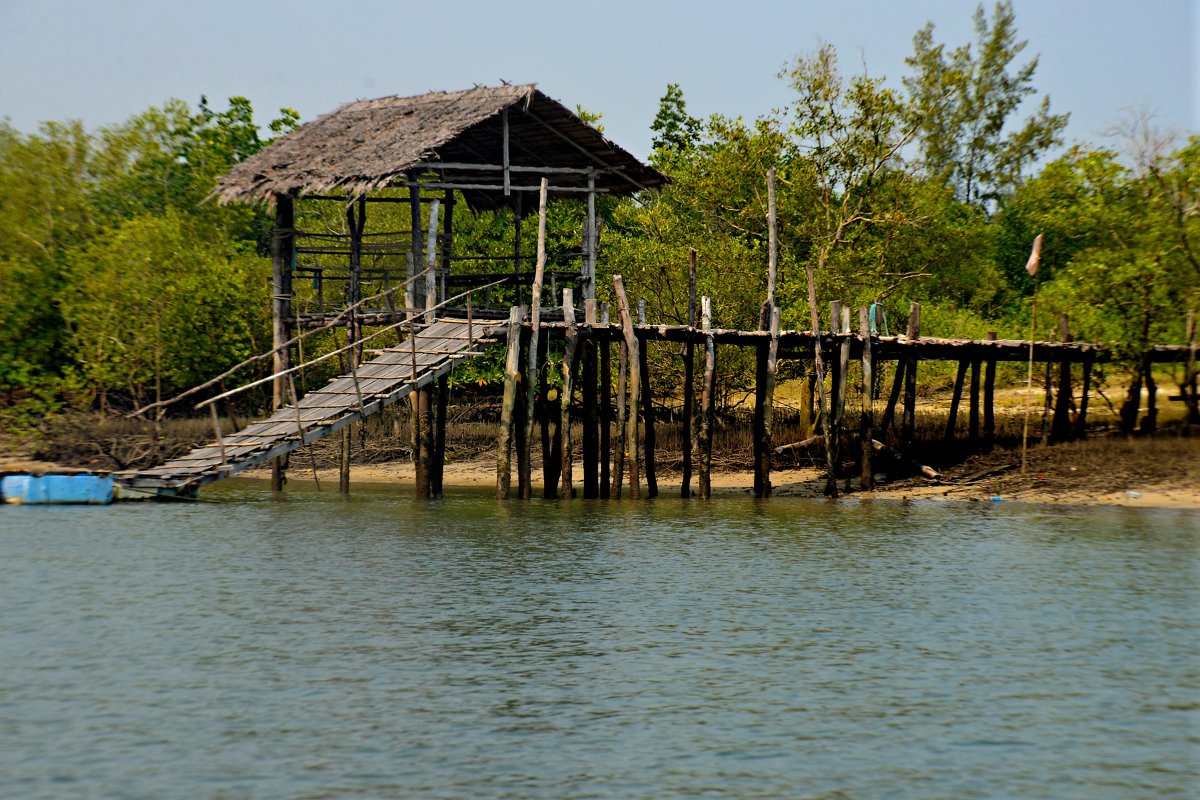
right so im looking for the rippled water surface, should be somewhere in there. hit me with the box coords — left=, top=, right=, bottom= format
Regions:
left=2, top=483, right=1197, bottom=799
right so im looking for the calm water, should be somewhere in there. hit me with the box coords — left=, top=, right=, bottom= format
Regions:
left=1, top=484, right=1197, bottom=799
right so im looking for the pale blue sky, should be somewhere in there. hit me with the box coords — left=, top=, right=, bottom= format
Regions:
left=0, top=0, right=1195, bottom=160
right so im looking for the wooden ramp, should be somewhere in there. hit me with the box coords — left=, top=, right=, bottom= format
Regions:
left=114, top=318, right=504, bottom=496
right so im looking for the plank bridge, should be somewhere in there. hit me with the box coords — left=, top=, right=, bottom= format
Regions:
left=114, top=317, right=504, bottom=496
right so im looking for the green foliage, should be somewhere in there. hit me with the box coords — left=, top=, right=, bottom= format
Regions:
left=904, top=1, right=1068, bottom=207
left=650, top=83, right=702, bottom=163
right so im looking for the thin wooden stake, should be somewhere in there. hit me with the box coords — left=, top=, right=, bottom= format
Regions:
left=521, top=178, right=549, bottom=501
left=496, top=306, right=522, bottom=499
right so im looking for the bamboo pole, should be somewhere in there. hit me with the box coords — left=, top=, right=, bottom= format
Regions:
left=613, top=274, right=641, bottom=498
left=496, top=306, right=522, bottom=499
left=520, top=178, right=549, bottom=501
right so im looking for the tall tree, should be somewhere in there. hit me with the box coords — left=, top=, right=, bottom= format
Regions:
left=904, top=1, right=1068, bottom=207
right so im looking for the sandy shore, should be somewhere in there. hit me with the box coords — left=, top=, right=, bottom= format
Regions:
left=238, top=435, right=1200, bottom=509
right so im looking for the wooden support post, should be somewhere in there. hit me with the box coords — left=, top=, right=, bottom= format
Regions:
left=805, top=264, right=837, bottom=497
left=270, top=193, right=294, bottom=493
left=599, top=304, right=612, bottom=499
left=754, top=168, right=780, bottom=499
left=415, top=387, right=433, bottom=499
left=901, top=303, right=921, bottom=458
left=944, top=360, right=969, bottom=443
left=582, top=299, right=599, bottom=499
left=515, top=325, right=531, bottom=497
left=835, top=304, right=850, bottom=490
left=983, top=332, right=997, bottom=453
left=682, top=248, right=697, bottom=498
left=968, top=357, right=981, bottom=449
left=612, top=336, right=627, bottom=498
left=339, top=427, right=351, bottom=494
left=560, top=289, right=578, bottom=500
left=424, top=199, right=440, bottom=321
left=614, top=275, right=641, bottom=498
left=432, top=374, right=448, bottom=498
left=1075, top=355, right=1093, bottom=439
left=496, top=306, right=521, bottom=499
left=408, top=175, right=422, bottom=321
left=541, top=334, right=560, bottom=499
left=697, top=296, right=716, bottom=500
left=1051, top=313, right=1073, bottom=443
left=639, top=331, right=657, bottom=498
left=520, top=179, right=548, bottom=501
left=1186, top=309, right=1199, bottom=424
left=879, top=360, right=906, bottom=436
left=859, top=307, right=874, bottom=490
left=440, top=191, right=454, bottom=305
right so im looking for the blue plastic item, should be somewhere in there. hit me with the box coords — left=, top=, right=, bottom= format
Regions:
left=1, top=474, right=114, bottom=505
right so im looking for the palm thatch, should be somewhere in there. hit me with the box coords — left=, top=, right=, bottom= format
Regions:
left=214, top=84, right=665, bottom=207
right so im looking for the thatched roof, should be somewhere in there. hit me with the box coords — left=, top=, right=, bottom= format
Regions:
left=214, top=84, right=666, bottom=207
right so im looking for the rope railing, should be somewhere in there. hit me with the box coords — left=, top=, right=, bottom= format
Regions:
left=195, top=277, right=508, bottom=411
left=129, top=266, right=446, bottom=419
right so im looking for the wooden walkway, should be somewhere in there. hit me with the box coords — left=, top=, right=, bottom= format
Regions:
left=114, top=318, right=504, bottom=496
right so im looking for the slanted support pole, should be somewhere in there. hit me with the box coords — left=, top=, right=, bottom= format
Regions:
left=944, top=360, right=969, bottom=443
left=613, top=274, right=640, bottom=498
left=270, top=193, right=294, bottom=493
left=968, top=357, right=982, bottom=449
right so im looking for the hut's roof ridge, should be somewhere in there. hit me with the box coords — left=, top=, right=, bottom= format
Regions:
left=214, top=84, right=663, bottom=205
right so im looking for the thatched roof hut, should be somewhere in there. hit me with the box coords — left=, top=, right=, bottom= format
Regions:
left=214, top=84, right=665, bottom=209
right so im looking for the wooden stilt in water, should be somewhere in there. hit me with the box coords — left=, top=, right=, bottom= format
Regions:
left=968, top=357, right=981, bottom=450
left=560, top=289, right=578, bottom=500
left=983, top=332, right=997, bottom=453
left=515, top=325, right=531, bottom=498
left=496, top=306, right=521, bottom=499
left=1075, top=354, right=1093, bottom=439
left=613, top=275, right=641, bottom=498
left=834, top=303, right=850, bottom=491
left=944, top=360, right=969, bottom=443
left=1051, top=313, right=1073, bottom=443
left=417, top=386, right=433, bottom=499
left=599, top=304, right=612, bottom=499
left=681, top=249, right=697, bottom=498
left=697, top=296, right=716, bottom=500
left=581, top=300, right=599, bottom=499
left=520, top=179, right=548, bottom=501
left=541, top=334, right=559, bottom=499
left=432, top=375, right=448, bottom=498
left=901, top=303, right=921, bottom=459
left=859, top=307, right=874, bottom=490
left=340, top=427, right=352, bottom=494
left=754, top=171, right=780, bottom=499
left=270, top=193, right=294, bottom=493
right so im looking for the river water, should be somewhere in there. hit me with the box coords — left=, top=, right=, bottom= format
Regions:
left=1, top=483, right=1197, bottom=799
